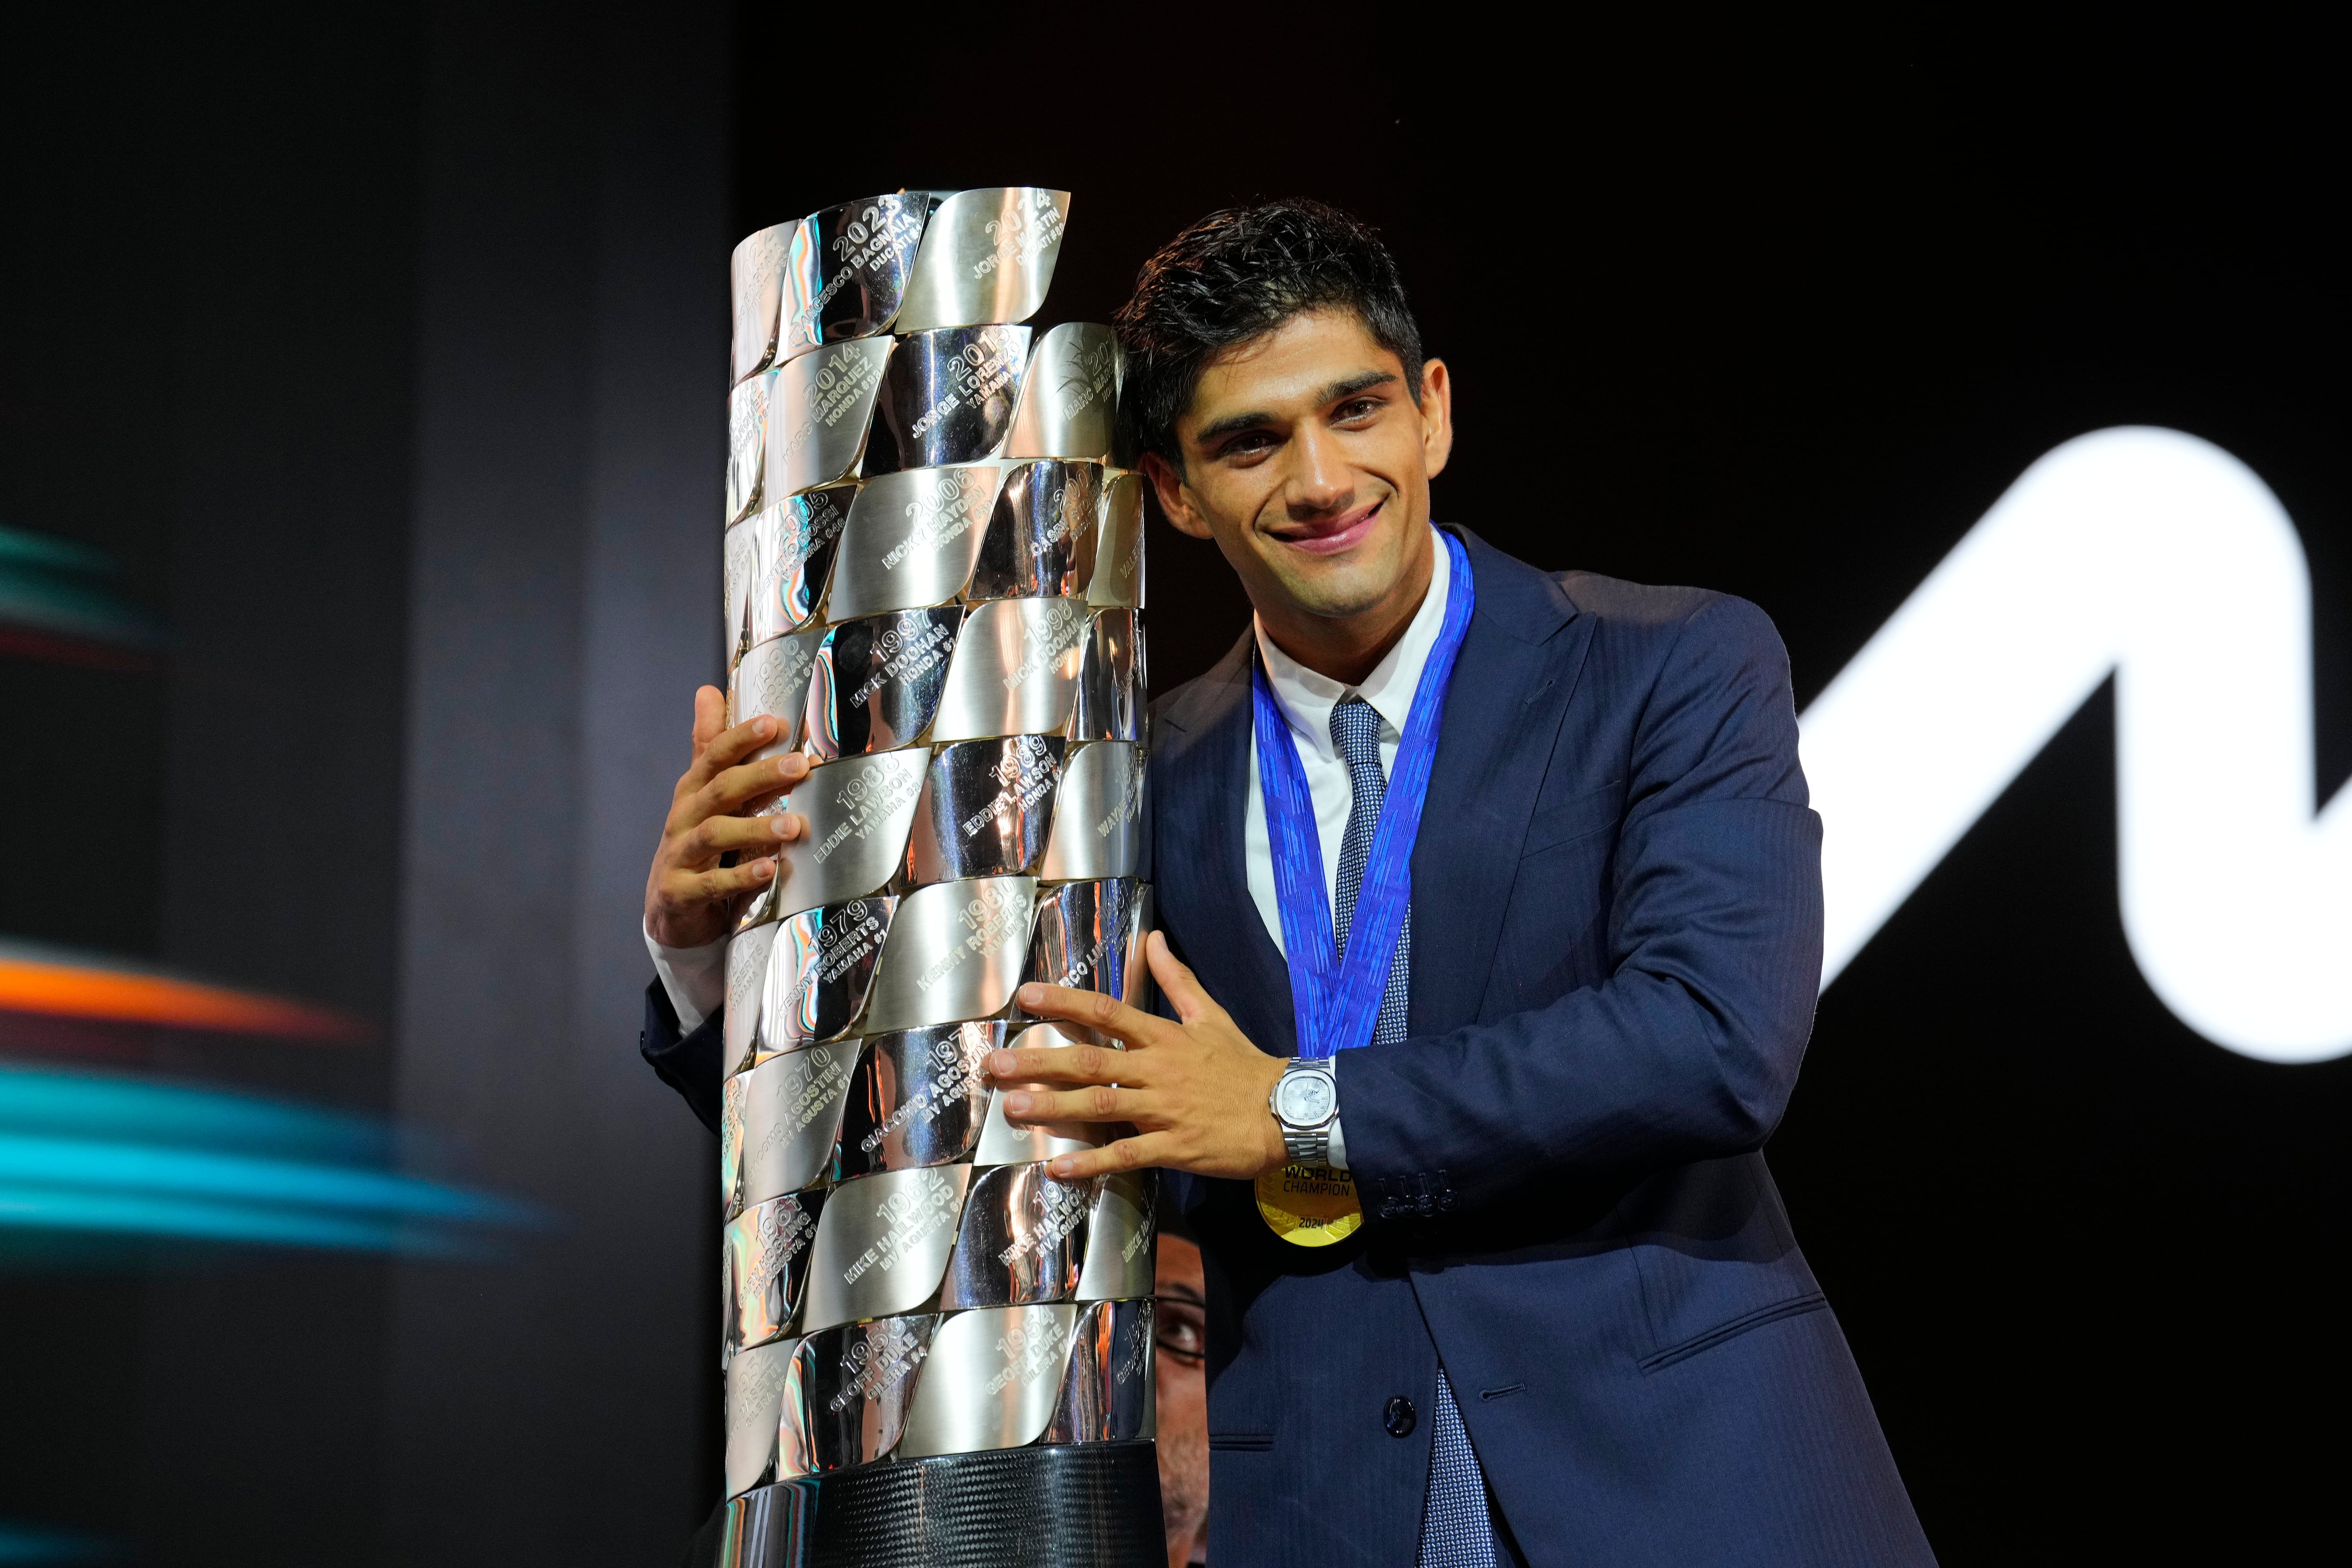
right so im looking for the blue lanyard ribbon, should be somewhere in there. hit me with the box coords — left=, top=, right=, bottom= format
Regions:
left=1252, top=529, right=1476, bottom=1061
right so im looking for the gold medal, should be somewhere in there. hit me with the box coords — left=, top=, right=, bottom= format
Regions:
left=1255, top=1162, right=1363, bottom=1247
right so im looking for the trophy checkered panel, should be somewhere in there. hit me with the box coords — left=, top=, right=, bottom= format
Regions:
left=711, top=188, right=1161, bottom=1568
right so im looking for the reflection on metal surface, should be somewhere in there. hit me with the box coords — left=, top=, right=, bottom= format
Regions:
left=1038, top=742, right=1145, bottom=881
left=803, top=607, right=961, bottom=762
left=725, top=923, right=781, bottom=1074
left=862, top=326, right=1033, bottom=476
left=730, top=222, right=793, bottom=386
left=724, top=1039, right=861, bottom=1218
left=728, top=487, right=853, bottom=659
left=1025, top=879, right=1139, bottom=1001
left=1088, top=470, right=1145, bottom=608
left=1005, top=324, right=1118, bottom=462
left=799, top=1164, right=973, bottom=1333
left=717, top=1476, right=820, bottom=1567
left=974, top=1022, right=1112, bottom=1166
left=774, top=750, right=929, bottom=920
left=776, top=1315, right=940, bottom=1477
left=760, top=897, right=895, bottom=1052
left=1044, top=1297, right=1156, bottom=1443
left=860, top=876, right=1037, bottom=1034
left=724, top=1189, right=826, bottom=1353
left=969, top=462, right=1100, bottom=602
left=1074, top=1171, right=1157, bottom=1302
left=725, top=1335, right=796, bottom=1497
left=826, top=465, right=1001, bottom=621
left=769, top=338, right=890, bottom=498
left=726, top=372, right=773, bottom=526
left=728, top=627, right=826, bottom=760
left=836, top=1022, right=1001, bottom=1178
left=778, top=192, right=931, bottom=365
left=894, top=187, right=1070, bottom=333
left=1070, top=608, right=1141, bottom=742
left=893, top=1302, right=1078, bottom=1459
left=928, top=596, right=1089, bottom=742
left=1126, top=885, right=1154, bottom=1009
left=939, top=1162, right=1092, bottom=1309
left=907, top=737, right=1064, bottom=885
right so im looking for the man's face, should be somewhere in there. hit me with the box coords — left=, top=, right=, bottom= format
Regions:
left=1147, top=309, right=1452, bottom=632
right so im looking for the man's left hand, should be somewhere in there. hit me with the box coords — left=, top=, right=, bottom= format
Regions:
left=990, top=931, right=1288, bottom=1181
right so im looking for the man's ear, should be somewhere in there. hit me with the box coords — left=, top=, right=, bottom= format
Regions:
left=1418, top=358, right=1454, bottom=482
left=1142, top=451, right=1213, bottom=540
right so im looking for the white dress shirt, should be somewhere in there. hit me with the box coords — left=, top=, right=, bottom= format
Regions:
left=651, top=526, right=1453, bottom=1170
left=1246, top=526, right=1450, bottom=1172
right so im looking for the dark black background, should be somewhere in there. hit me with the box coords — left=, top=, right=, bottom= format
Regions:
left=1, top=5, right=2343, bottom=1561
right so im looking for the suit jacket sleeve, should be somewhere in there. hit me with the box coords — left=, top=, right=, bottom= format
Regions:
left=1333, top=593, right=1825, bottom=1210
left=642, top=977, right=724, bottom=1134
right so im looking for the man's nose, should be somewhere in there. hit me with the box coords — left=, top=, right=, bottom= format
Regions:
left=1284, top=423, right=1352, bottom=517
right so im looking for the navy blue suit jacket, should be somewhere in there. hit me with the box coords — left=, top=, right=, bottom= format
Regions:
left=1151, top=529, right=1931, bottom=1566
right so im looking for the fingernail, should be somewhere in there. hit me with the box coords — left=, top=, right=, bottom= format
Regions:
left=987, top=1051, right=1015, bottom=1076
left=1004, top=1092, right=1032, bottom=1115
left=771, top=816, right=794, bottom=839
left=754, top=860, right=775, bottom=878
left=754, top=716, right=775, bottom=738
left=1017, top=983, right=1041, bottom=1006
left=1049, top=1158, right=1073, bottom=1178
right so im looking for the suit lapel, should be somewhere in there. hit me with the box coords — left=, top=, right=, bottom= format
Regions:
left=1152, top=634, right=1297, bottom=1056
left=1409, top=528, right=1594, bottom=1032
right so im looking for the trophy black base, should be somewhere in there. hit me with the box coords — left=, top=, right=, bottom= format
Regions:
left=717, top=1441, right=1165, bottom=1568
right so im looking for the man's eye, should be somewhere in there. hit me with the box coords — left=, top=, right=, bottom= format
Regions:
left=1335, top=398, right=1381, bottom=422
left=1221, top=432, right=1276, bottom=456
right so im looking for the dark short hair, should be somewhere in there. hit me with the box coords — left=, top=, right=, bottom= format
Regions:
left=1112, top=199, right=1424, bottom=468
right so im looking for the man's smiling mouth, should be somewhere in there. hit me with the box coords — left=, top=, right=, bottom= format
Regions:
left=1267, top=499, right=1383, bottom=557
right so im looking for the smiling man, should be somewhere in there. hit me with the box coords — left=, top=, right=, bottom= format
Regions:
left=987, top=201, right=1935, bottom=1566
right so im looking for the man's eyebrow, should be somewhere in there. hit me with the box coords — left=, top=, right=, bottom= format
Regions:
left=1157, top=1284, right=1207, bottom=1307
left=1190, top=370, right=1402, bottom=446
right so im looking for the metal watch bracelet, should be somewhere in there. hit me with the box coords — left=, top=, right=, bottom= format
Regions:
left=1271, top=1057, right=1339, bottom=1165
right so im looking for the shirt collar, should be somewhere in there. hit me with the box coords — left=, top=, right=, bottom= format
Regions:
left=1252, top=525, right=1451, bottom=764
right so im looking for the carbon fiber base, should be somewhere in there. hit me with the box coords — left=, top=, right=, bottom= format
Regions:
left=720, top=1441, right=1164, bottom=1568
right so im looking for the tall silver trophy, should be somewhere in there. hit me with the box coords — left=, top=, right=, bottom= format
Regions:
left=713, top=188, right=1160, bottom=1568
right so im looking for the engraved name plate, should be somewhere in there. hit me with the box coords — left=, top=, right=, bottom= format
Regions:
left=728, top=486, right=854, bottom=660
left=1037, top=741, right=1145, bottom=881
left=968, top=461, right=1100, bottom=602
left=894, top=187, right=1070, bottom=333
left=759, top=895, right=896, bottom=1053
left=861, top=325, right=1033, bottom=477
left=906, top=735, right=1064, bottom=885
left=835, top=1021, right=1002, bottom=1179
left=1074, top=1170, right=1157, bottom=1303
left=774, top=749, right=930, bottom=920
left=731, top=221, right=795, bottom=385
left=724, top=1189, right=827, bottom=1353
left=769, top=337, right=891, bottom=499
left=974, top=1021, right=1112, bottom=1166
left=1025, top=877, right=1140, bottom=1000
left=927, top=595, right=1089, bottom=742
left=938, top=1162, right=1093, bottom=1310
left=803, top=606, right=961, bottom=761
left=1044, top=1297, right=1155, bottom=1443
left=799, top=1164, right=975, bottom=1334
left=724, top=1334, right=797, bottom=1497
left=1070, top=607, right=1141, bottom=743
left=726, top=371, right=773, bottom=526
left=1004, top=323, right=1118, bottom=462
left=776, top=1314, right=940, bottom=1478
left=725, top=921, right=781, bottom=1075
left=728, top=625, right=826, bottom=760
left=778, top=191, right=931, bottom=365
left=726, top=1038, right=861, bottom=1218
left=825, top=464, right=1001, bottom=622
left=892, top=1301, right=1079, bottom=1459
left=859, top=876, right=1037, bottom=1034
left=1088, top=469, right=1146, bottom=608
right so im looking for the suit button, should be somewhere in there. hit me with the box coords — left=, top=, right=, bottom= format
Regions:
left=1383, top=1395, right=1417, bottom=1438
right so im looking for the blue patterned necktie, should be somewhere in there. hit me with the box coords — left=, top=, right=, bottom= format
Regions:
left=1328, top=695, right=1499, bottom=1568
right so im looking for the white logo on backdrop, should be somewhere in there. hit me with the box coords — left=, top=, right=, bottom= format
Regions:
left=1798, top=427, right=2352, bottom=1064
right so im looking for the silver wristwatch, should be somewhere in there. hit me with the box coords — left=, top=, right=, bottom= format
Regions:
left=1269, top=1057, right=1340, bottom=1165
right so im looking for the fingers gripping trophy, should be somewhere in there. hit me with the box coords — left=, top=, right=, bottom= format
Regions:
left=712, top=188, right=1162, bottom=1567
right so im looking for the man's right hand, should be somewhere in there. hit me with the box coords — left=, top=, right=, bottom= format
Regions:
left=643, top=685, right=810, bottom=951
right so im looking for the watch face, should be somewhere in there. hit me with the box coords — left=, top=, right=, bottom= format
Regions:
left=1277, top=1071, right=1335, bottom=1125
